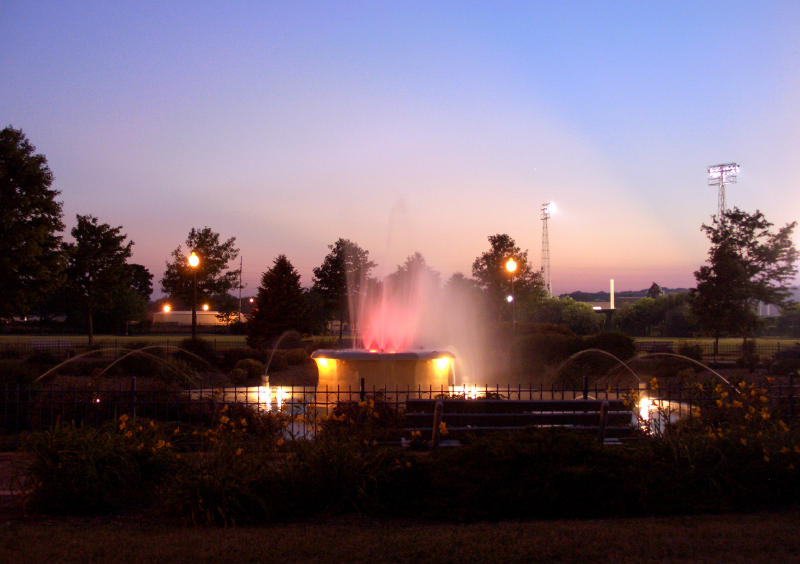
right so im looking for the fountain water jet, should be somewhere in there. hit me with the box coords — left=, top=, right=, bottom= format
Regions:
left=312, top=252, right=485, bottom=388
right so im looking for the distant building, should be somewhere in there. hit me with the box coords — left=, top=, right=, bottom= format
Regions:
left=152, top=310, right=226, bottom=327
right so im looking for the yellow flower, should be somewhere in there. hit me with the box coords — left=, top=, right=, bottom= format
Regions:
left=781, top=447, right=790, bottom=454
left=221, top=404, right=228, bottom=413
left=236, top=448, right=243, bottom=456
left=761, top=409, right=771, bottom=420
left=124, top=431, right=133, bottom=438
left=149, top=420, right=155, bottom=428
left=764, top=455, right=770, bottom=463
left=740, top=438, right=747, bottom=446
left=156, top=439, right=166, bottom=449
left=405, top=461, right=411, bottom=468
left=173, top=427, right=180, bottom=435
left=240, top=418, right=247, bottom=426
left=716, top=399, right=724, bottom=408
left=372, top=411, right=380, bottom=419
left=118, top=422, right=126, bottom=431
left=439, top=421, right=448, bottom=436
left=119, top=414, right=129, bottom=422
left=732, top=400, right=743, bottom=409
left=276, top=438, right=284, bottom=447
left=220, top=415, right=230, bottom=424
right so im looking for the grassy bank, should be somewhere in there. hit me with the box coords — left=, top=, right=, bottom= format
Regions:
left=2, top=511, right=799, bottom=563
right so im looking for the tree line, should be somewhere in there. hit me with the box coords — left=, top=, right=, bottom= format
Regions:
left=2, top=126, right=797, bottom=346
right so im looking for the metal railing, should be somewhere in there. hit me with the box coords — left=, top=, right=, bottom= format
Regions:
left=2, top=378, right=797, bottom=439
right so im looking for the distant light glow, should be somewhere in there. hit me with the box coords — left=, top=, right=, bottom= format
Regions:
left=505, top=258, right=517, bottom=274
left=162, top=304, right=171, bottom=313
left=316, top=358, right=328, bottom=368
left=506, top=294, right=514, bottom=303
left=249, top=297, right=254, bottom=303
left=593, top=306, right=602, bottom=310
left=547, top=201, right=557, bottom=214
left=188, top=251, right=200, bottom=268
left=435, top=357, right=451, bottom=371
left=202, top=304, right=209, bottom=311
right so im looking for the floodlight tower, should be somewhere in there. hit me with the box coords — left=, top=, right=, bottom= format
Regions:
left=541, top=202, right=552, bottom=296
left=707, top=163, right=739, bottom=217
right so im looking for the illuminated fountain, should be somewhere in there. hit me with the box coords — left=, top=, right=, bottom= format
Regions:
left=311, top=253, right=483, bottom=389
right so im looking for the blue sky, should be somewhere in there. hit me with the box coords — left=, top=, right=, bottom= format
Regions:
left=3, top=1, right=799, bottom=296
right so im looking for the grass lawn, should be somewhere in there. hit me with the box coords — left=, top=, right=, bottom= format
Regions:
left=2, top=511, right=799, bottom=563
left=0, top=334, right=250, bottom=345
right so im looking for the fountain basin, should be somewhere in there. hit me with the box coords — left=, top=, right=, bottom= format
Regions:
left=311, top=349, right=455, bottom=389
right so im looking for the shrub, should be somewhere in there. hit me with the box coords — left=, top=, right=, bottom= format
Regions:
left=24, top=418, right=177, bottom=514
left=266, top=351, right=288, bottom=372
left=231, top=359, right=265, bottom=385
left=677, top=342, right=704, bottom=363
left=511, top=329, right=581, bottom=377
left=0, top=359, right=37, bottom=385
left=178, top=337, right=218, bottom=367
left=770, top=344, right=800, bottom=375
left=585, top=332, right=636, bottom=362
left=221, top=347, right=268, bottom=370
left=285, top=348, right=308, bottom=366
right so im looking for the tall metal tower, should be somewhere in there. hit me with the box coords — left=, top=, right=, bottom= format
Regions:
left=707, top=163, right=739, bottom=217
left=541, top=202, right=551, bottom=296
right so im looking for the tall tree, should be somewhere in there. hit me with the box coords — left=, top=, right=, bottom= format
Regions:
left=0, top=126, right=65, bottom=319
left=104, top=263, right=153, bottom=334
left=161, top=227, right=239, bottom=309
left=312, top=238, right=376, bottom=340
left=472, top=234, right=545, bottom=321
left=247, top=255, right=305, bottom=348
left=691, top=207, right=798, bottom=347
left=63, top=215, right=133, bottom=344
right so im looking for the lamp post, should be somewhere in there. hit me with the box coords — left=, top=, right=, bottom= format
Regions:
left=505, top=258, right=517, bottom=333
left=188, top=251, right=200, bottom=340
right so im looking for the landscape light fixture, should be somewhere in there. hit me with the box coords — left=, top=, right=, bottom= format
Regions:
left=707, top=163, right=739, bottom=218
left=188, top=251, right=200, bottom=339
left=505, top=258, right=517, bottom=332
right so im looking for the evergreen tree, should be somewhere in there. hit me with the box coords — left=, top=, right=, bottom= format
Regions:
left=247, top=255, right=305, bottom=348
left=0, top=126, right=65, bottom=319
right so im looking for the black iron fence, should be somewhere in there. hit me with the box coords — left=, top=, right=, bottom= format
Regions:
left=2, top=378, right=797, bottom=439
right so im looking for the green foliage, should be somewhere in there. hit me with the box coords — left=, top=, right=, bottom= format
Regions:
left=770, top=344, right=800, bottom=375
left=0, top=358, right=37, bottom=385
left=160, top=227, right=239, bottom=309
left=232, top=358, right=265, bottom=385
left=692, top=207, right=798, bottom=341
left=24, top=419, right=177, bottom=514
left=472, top=233, right=546, bottom=322
left=529, top=297, right=603, bottom=335
left=312, top=238, right=376, bottom=339
left=0, top=126, right=65, bottom=319
left=178, top=337, right=218, bottom=367
left=247, top=255, right=305, bottom=348
left=285, top=348, right=308, bottom=365
left=62, top=215, right=135, bottom=344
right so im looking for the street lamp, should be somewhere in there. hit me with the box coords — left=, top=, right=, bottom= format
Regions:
left=188, top=251, right=200, bottom=340
left=505, top=258, right=517, bottom=333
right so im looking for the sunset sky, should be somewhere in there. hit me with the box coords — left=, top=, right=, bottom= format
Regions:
left=3, top=1, right=799, bottom=296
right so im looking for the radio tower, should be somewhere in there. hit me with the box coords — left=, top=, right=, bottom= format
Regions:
left=541, top=202, right=551, bottom=296
left=707, top=163, right=739, bottom=218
